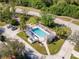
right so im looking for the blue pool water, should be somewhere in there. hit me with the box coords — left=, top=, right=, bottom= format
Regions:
left=32, top=28, right=46, bottom=37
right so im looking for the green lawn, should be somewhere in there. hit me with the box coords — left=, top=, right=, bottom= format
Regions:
left=71, top=55, right=79, bottom=59
left=57, top=16, right=72, bottom=21
left=74, top=45, right=79, bottom=52
left=26, top=17, right=38, bottom=25
left=48, top=39, right=64, bottom=54
left=17, top=32, right=47, bottom=55
left=72, top=21, right=79, bottom=25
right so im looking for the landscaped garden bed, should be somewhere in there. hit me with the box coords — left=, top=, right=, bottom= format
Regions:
left=17, top=32, right=47, bottom=55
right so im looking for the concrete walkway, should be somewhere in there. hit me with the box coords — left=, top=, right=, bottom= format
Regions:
left=43, top=42, right=50, bottom=55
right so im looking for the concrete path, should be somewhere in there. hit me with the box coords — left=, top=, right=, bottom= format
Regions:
left=43, top=42, right=50, bottom=55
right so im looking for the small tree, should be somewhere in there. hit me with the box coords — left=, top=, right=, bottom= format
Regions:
left=10, top=19, right=19, bottom=26
left=7, top=39, right=25, bottom=59
left=40, top=12, right=55, bottom=26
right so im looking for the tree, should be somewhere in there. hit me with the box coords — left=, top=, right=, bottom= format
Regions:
left=0, top=39, right=25, bottom=59
left=0, top=4, right=12, bottom=23
left=0, top=35, right=6, bottom=42
left=7, top=39, right=25, bottom=59
left=40, top=11, right=55, bottom=26
left=19, top=15, right=26, bottom=31
left=10, top=19, right=19, bottom=26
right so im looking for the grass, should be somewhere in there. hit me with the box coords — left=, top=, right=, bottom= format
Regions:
left=0, top=21, right=6, bottom=26
left=74, top=44, right=79, bottom=52
left=17, top=32, right=47, bottom=55
left=48, top=39, right=64, bottom=55
left=57, top=16, right=72, bottom=21
left=26, top=17, right=38, bottom=25
left=72, top=21, right=79, bottom=25
left=71, top=55, right=79, bottom=59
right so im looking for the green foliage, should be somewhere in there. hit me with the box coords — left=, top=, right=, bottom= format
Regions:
left=11, top=19, right=19, bottom=26
left=40, top=12, right=55, bottom=26
left=1, top=0, right=79, bottom=19
left=19, top=15, right=26, bottom=30
left=0, top=39, right=25, bottom=59
left=0, top=4, right=12, bottom=23
left=27, top=17, right=38, bottom=25
left=0, top=35, right=6, bottom=42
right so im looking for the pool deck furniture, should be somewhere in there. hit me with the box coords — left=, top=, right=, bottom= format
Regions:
left=26, top=24, right=56, bottom=43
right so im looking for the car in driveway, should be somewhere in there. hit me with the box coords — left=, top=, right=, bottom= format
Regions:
left=11, top=26, right=17, bottom=31
left=7, top=24, right=18, bottom=31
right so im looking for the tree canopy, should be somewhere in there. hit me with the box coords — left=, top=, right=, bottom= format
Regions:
left=1, top=0, right=79, bottom=19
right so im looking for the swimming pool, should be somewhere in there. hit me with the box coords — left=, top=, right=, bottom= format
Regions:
left=32, top=27, right=47, bottom=38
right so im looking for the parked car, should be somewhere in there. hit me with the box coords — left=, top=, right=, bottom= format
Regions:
left=11, top=26, right=17, bottom=31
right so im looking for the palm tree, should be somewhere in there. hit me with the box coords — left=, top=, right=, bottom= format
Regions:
left=7, top=39, right=25, bottom=59
left=0, top=38, right=25, bottom=59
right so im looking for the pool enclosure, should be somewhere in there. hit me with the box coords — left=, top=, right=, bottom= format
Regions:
left=26, top=24, right=56, bottom=43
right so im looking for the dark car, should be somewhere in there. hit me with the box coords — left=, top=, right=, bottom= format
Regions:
left=11, top=26, right=17, bottom=31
